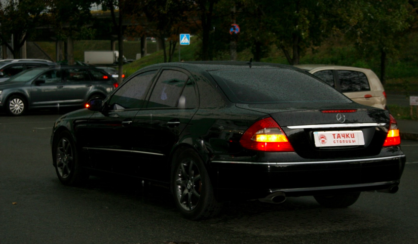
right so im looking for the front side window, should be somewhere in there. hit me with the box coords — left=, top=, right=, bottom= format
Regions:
left=7, top=69, right=47, bottom=83
left=147, top=70, right=189, bottom=108
left=108, top=70, right=156, bottom=110
left=38, top=70, right=62, bottom=84
left=338, top=70, right=370, bottom=92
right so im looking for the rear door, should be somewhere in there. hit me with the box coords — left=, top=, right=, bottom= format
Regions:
left=134, top=69, right=199, bottom=181
left=60, top=68, right=93, bottom=106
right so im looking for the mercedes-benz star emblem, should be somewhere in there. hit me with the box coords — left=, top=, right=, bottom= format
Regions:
left=336, top=113, right=346, bottom=123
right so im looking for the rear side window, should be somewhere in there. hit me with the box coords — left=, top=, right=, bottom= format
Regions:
left=38, top=70, right=62, bottom=84
left=209, top=68, right=351, bottom=104
left=64, top=68, right=91, bottom=81
left=337, top=70, right=370, bottom=92
left=147, top=70, right=189, bottom=108
left=313, top=70, right=335, bottom=88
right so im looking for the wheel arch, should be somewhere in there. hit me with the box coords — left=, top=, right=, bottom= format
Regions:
left=5, top=92, right=29, bottom=108
left=168, top=142, right=217, bottom=195
left=51, top=126, right=77, bottom=166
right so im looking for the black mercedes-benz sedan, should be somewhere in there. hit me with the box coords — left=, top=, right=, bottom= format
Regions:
left=50, top=61, right=406, bottom=220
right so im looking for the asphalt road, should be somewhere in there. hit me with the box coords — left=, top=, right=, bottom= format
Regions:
left=1, top=110, right=418, bottom=244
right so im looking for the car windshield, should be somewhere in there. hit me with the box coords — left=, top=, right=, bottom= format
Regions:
left=209, top=67, right=352, bottom=104
left=7, top=69, right=46, bottom=83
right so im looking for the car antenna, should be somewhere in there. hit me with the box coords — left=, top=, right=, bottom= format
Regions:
left=247, top=58, right=253, bottom=68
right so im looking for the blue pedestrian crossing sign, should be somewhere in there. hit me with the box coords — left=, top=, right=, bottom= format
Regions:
left=180, top=34, right=190, bottom=45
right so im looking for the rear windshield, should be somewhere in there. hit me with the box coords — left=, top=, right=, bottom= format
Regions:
left=209, top=67, right=351, bottom=104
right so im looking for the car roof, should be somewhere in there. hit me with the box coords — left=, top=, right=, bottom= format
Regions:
left=143, top=61, right=301, bottom=73
left=294, top=64, right=372, bottom=72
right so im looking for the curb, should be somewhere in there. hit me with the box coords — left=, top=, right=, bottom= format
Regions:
left=400, top=132, right=418, bottom=141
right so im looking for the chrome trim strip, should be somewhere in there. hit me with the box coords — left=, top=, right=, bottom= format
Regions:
left=211, top=155, right=405, bottom=166
left=271, top=181, right=397, bottom=193
left=83, top=147, right=164, bottom=156
left=287, top=123, right=386, bottom=129
left=33, top=99, right=83, bottom=105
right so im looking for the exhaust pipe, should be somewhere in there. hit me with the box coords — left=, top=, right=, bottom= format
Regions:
left=259, top=192, right=286, bottom=204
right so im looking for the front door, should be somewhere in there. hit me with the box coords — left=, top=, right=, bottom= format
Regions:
left=80, top=70, right=157, bottom=176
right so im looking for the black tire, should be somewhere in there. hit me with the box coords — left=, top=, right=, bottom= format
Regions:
left=7, top=95, right=26, bottom=116
left=314, top=192, right=361, bottom=208
left=171, top=149, right=222, bottom=220
left=53, top=131, right=89, bottom=186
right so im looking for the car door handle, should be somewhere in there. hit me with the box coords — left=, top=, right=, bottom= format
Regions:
left=167, top=120, right=180, bottom=126
left=122, top=120, right=133, bottom=125
left=364, top=94, right=373, bottom=98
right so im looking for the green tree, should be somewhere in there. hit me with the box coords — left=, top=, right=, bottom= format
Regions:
left=268, top=0, right=333, bottom=65
left=0, top=0, right=47, bottom=58
left=339, top=0, right=411, bottom=84
left=46, top=0, right=97, bottom=63
left=142, top=0, right=193, bottom=62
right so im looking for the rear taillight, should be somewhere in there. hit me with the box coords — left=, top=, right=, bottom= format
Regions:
left=121, top=74, right=125, bottom=78
left=383, top=114, right=401, bottom=147
left=383, top=91, right=387, bottom=98
left=113, top=83, right=119, bottom=88
left=103, top=75, right=109, bottom=79
left=240, top=117, right=294, bottom=152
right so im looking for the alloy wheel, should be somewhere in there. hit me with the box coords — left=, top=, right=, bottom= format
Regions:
left=175, top=158, right=202, bottom=211
left=9, top=98, right=25, bottom=115
left=56, top=138, right=73, bottom=179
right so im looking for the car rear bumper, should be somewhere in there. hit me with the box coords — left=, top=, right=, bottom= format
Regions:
left=209, top=154, right=406, bottom=200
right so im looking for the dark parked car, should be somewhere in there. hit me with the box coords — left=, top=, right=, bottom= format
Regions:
left=50, top=62, right=405, bottom=220
left=0, top=59, right=55, bottom=82
left=96, top=66, right=125, bottom=79
left=0, top=65, right=118, bottom=115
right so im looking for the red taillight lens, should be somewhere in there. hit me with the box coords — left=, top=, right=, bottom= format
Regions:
left=121, top=74, right=125, bottom=78
left=85, top=103, right=90, bottom=108
left=383, top=114, right=401, bottom=147
left=321, top=109, right=357, bottom=113
left=240, top=117, right=294, bottom=152
left=113, top=83, right=119, bottom=88
left=383, top=91, right=387, bottom=98
left=103, top=75, right=109, bottom=79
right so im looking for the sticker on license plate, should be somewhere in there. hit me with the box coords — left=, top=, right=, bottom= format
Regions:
left=313, top=130, right=365, bottom=147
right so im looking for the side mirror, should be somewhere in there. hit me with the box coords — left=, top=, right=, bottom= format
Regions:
left=34, top=79, right=45, bottom=85
left=85, top=98, right=103, bottom=111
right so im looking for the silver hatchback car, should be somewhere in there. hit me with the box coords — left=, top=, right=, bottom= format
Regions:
left=0, top=66, right=118, bottom=115
left=295, top=65, right=386, bottom=110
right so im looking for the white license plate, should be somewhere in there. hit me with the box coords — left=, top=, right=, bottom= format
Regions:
left=313, top=130, right=365, bottom=147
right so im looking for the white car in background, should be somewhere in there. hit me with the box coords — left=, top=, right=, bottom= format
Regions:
left=295, top=65, right=387, bottom=110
